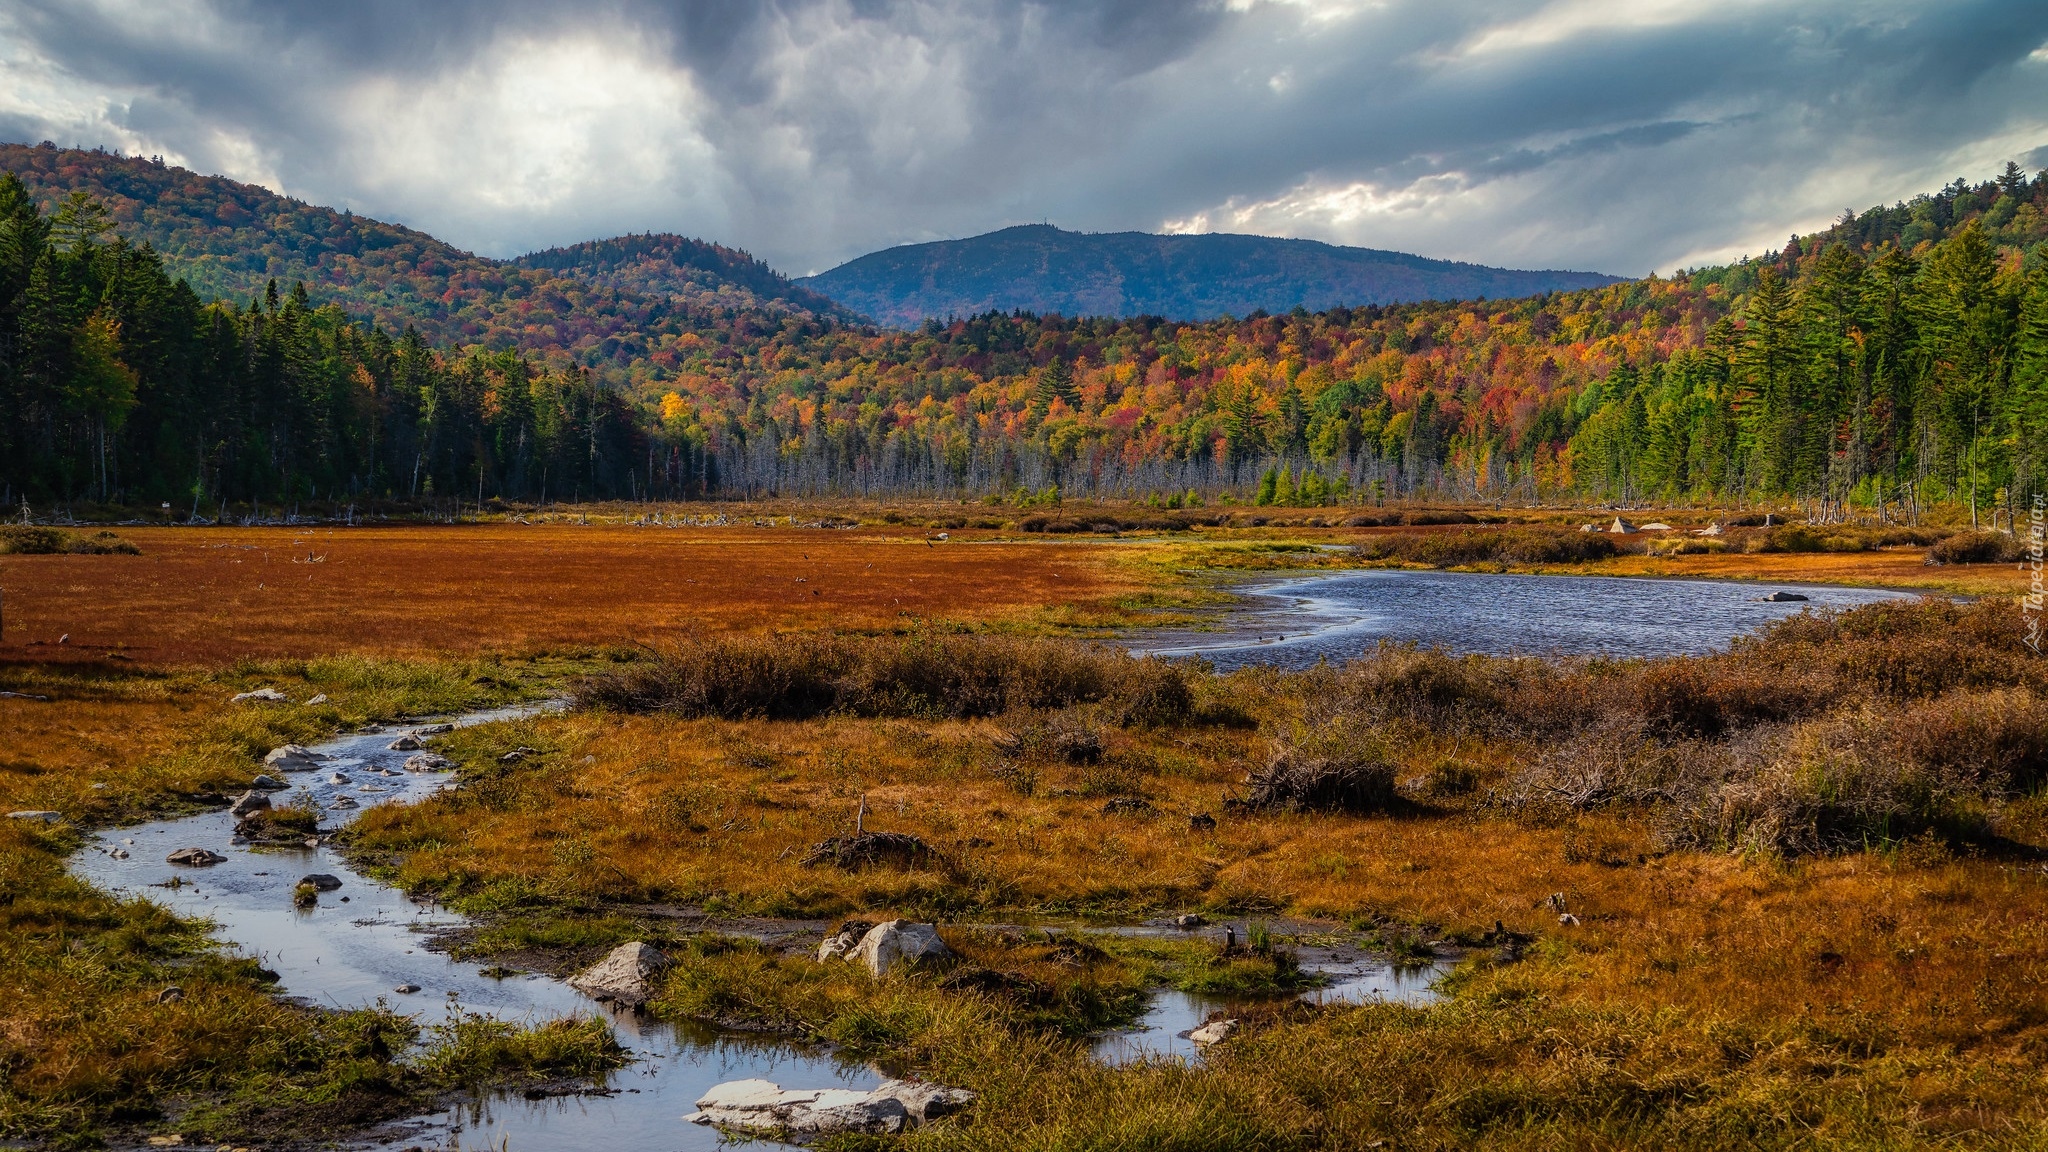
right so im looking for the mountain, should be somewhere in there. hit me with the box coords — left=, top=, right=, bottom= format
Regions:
left=0, top=142, right=842, bottom=375
left=513, top=234, right=855, bottom=321
left=798, top=224, right=1624, bottom=325
left=3, top=140, right=2042, bottom=517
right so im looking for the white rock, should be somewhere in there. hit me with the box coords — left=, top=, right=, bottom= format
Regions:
left=231, top=688, right=289, bottom=703
left=108, top=847, right=129, bottom=859
left=305, top=693, right=328, bottom=705
left=816, top=921, right=873, bottom=962
left=7, top=810, right=62, bottom=823
left=1188, top=1018, right=1240, bottom=1047
left=402, top=753, right=452, bottom=772
left=689, top=1080, right=909, bottom=1136
left=262, top=744, right=327, bottom=772
left=848, top=920, right=953, bottom=977
left=569, top=941, right=670, bottom=1007
left=387, top=734, right=425, bottom=751
left=326, top=773, right=351, bottom=785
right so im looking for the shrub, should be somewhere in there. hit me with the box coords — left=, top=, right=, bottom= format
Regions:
left=0, top=526, right=139, bottom=555
left=576, top=630, right=1193, bottom=723
left=1242, top=724, right=1399, bottom=813
left=1927, top=531, right=2024, bottom=565
left=1355, top=527, right=1618, bottom=566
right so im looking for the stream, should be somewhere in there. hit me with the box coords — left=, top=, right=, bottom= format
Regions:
left=1134, top=568, right=1919, bottom=670
left=70, top=706, right=1440, bottom=1150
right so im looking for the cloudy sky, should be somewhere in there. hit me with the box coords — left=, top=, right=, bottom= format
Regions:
left=3, top=0, right=2046, bottom=277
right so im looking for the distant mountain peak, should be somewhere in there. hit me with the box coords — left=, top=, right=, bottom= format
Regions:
left=798, top=225, right=1623, bottom=325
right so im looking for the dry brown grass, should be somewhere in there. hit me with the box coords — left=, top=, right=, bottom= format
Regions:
left=0, top=523, right=1156, bottom=665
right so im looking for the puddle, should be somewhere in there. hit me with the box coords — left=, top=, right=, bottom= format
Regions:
left=1135, top=569, right=1918, bottom=670
left=69, top=703, right=874, bottom=1151
left=1090, top=924, right=1451, bottom=1064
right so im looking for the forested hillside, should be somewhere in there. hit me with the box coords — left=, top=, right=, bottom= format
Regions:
left=798, top=224, right=1620, bottom=325
left=3, top=145, right=2045, bottom=517
left=0, top=143, right=840, bottom=374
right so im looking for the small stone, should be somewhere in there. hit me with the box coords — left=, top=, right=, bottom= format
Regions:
left=1174, top=914, right=1208, bottom=929
left=300, top=873, right=343, bottom=891
left=166, top=847, right=226, bottom=866
left=108, top=847, right=129, bottom=859
left=262, top=744, right=327, bottom=772
left=303, top=838, right=320, bottom=848
left=326, top=773, right=351, bottom=785
left=157, top=986, right=185, bottom=1004
left=305, top=693, right=329, bottom=705
left=329, top=797, right=359, bottom=809
left=249, top=774, right=286, bottom=790
left=7, top=810, right=61, bottom=823
left=1559, top=913, right=1581, bottom=926
left=231, top=688, right=288, bottom=703
left=402, top=753, right=452, bottom=772
left=498, top=750, right=527, bottom=763
left=1188, top=1018, right=1239, bottom=1046
left=387, top=734, right=424, bottom=751
left=394, top=983, right=421, bottom=994
left=412, top=723, right=454, bottom=736
left=228, top=791, right=271, bottom=817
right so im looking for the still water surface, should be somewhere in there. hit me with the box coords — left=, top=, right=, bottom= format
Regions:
left=1136, top=569, right=1917, bottom=670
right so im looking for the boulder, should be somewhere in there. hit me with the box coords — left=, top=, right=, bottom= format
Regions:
left=232, top=688, right=288, bottom=703
left=7, top=810, right=62, bottom=823
left=1639, top=522, right=1673, bottom=531
left=262, top=744, right=327, bottom=772
left=326, top=773, right=351, bottom=785
left=568, top=941, right=670, bottom=1007
left=1761, top=590, right=1810, bottom=602
left=228, top=791, right=271, bottom=817
left=1188, top=1018, right=1240, bottom=1046
left=687, top=1078, right=980, bottom=1136
left=166, top=847, right=226, bottom=866
left=249, top=774, right=286, bottom=790
left=1608, top=517, right=1638, bottom=534
left=387, top=734, right=425, bottom=751
left=300, top=873, right=343, bottom=891
left=394, top=983, right=421, bottom=994
left=848, top=920, right=953, bottom=977
left=817, top=920, right=877, bottom=962
left=402, top=753, right=453, bottom=772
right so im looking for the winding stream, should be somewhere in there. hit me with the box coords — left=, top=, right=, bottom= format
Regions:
left=1135, top=568, right=1919, bottom=670
left=72, top=707, right=875, bottom=1151
left=72, top=707, right=1437, bottom=1149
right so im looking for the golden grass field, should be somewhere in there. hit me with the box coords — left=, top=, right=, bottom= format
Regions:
left=2, top=508, right=2045, bottom=1148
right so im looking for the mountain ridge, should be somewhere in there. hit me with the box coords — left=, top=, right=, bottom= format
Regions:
left=798, top=223, right=1624, bottom=325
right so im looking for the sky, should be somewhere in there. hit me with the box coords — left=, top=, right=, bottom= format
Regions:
left=2, top=0, right=2047, bottom=278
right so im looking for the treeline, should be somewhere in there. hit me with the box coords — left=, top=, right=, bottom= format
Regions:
left=5, top=150, right=2048, bottom=512
left=0, top=175, right=688, bottom=509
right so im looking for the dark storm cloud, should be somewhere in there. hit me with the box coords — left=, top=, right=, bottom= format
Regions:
left=1, top=0, right=2045, bottom=274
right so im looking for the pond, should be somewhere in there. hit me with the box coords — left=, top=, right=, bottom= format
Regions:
left=1134, top=569, right=1919, bottom=670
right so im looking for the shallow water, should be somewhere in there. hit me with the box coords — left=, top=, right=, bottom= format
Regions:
left=1136, top=569, right=1917, bottom=670
left=70, top=705, right=874, bottom=1151
left=1091, top=950, right=1450, bottom=1064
